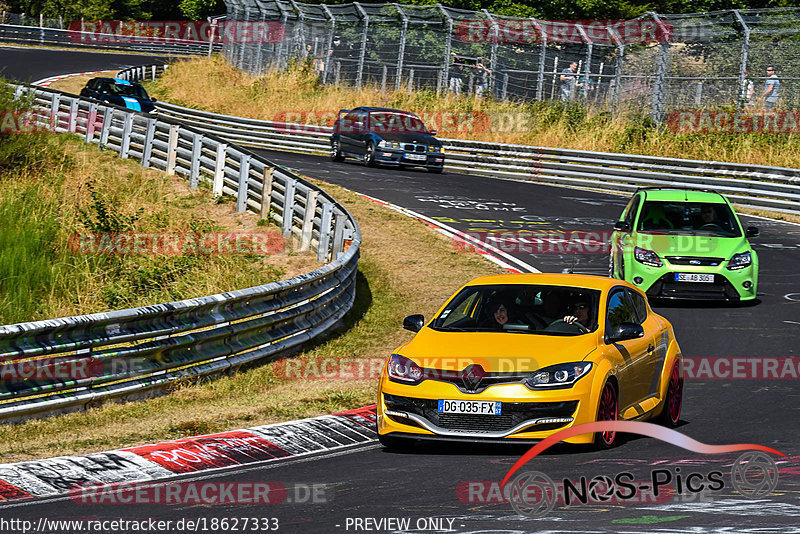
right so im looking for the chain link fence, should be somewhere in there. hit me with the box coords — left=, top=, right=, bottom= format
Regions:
left=220, top=2, right=800, bottom=121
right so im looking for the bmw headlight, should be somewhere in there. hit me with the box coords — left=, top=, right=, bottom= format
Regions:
left=727, top=251, right=752, bottom=270
left=387, top=354, right=423, bottom=384
left=524, top=362, right=592, bottom=389
left=378, top=140, right=401, bottom=149
left=634, top=246, right=663, bottom=268
left=428, top=145, right=443, bottom=153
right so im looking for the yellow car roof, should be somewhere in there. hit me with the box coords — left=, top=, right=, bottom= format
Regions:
left=464, top=272, right=631, bottom=291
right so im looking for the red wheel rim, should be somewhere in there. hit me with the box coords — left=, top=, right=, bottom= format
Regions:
left=598, top=383, right=617, bottom=444
left=668, top=362, right=683, bottom=424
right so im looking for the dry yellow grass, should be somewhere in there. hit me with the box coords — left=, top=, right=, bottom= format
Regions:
left=46, top=70, right=118, bottom=94
left=146, top=55, right=800, bottom=168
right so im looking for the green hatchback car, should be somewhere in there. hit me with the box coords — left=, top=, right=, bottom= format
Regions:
left=610, top=188, right=759, bottom=301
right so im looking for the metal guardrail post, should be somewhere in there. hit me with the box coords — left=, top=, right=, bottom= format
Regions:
left=166, top=124, right=179, bottom=175
left=394, top=4, right=409, bottom=91
left=67, top=98, right=78, bottom=132
left=260, top=166, right=274, bottom=219
left=734, top=10, right=751, bottom=109
left=85, top=102, right=98, bottom=142
left=213, top=142, right=227, bottom=197
left=49, top=93, right=59, bottom=128
left=317, top=202, right=333, bottom=263
left=332, top=210, right=345, bottom=257
left=237, top=153, right=251, bottom=212
left=190, top=133, right=203, bottom=188
left=354, top=2, right=369, bottom=89
left=120, top=113, right=133, bottom=158
left=142, top=117, right=156, bottom=168
left=282, top=179, right=296, bottom=236
left=99, top=107, right=112, bottom=145
left=300, top=190, right=318, bottom=251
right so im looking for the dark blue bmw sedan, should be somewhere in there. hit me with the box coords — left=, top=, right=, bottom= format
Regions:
left=330, top=107, right=445, bottom=173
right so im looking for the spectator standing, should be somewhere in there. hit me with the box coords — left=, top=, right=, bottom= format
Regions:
left=449, top=55, right=464, bottom=95
left=763, top=65, right=779, bottom=111
left=742, top=69, right=755, bottom=107
left=474, top=57, right=491, bottom=98
left=560, top=61, right=582, bottom=102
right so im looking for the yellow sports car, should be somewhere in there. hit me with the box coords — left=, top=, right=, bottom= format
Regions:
left=377, top=273, right=683, bottom=448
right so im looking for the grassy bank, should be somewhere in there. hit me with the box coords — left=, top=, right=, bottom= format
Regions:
left=0, top=80, right=317, bottom=325
left=145, top=55, right=800, bottom=169
left=0, top=177, right=502, bottom=461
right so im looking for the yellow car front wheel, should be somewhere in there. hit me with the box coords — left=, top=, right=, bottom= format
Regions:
left=593, top=381, right=619, bottom=450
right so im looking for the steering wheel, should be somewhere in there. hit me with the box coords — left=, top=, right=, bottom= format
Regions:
left=699, top=223, right=724, bottom=231
left=545, top=319, right=589, bottom=334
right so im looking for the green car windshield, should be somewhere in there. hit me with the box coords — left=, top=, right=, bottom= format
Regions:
left=637, top=201, right=741, bottom=237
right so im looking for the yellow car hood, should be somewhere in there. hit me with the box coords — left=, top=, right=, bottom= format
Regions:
left=399, top=328, right=598, bottom=372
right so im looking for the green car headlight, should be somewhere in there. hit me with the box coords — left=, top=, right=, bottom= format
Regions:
left=727, top=251, right=752, bottom=270
left=524, top=362, right=592, bottom=389
left=634, top=246, right=663, bottom=268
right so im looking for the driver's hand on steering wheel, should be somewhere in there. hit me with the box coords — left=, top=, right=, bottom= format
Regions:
left=564, top=315, right=578, bottom=324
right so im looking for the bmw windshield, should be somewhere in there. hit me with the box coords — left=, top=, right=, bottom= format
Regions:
left=430, top=284, right=601, bottom=335
left=369, top=112, right=429, bottom=134
left=637, top=201, right=742, bottom=237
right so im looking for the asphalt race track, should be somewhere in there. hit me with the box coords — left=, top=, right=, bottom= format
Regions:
left=2, top=48, right=799, bottom=532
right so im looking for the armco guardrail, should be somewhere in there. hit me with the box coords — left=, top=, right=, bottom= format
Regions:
left=0, top=23, right=220, bottom=55
left=120, top=65, right=800, bottom=215
left=0, top=81, right=359, bottom=423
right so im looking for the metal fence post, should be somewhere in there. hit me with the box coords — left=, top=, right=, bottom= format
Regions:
left=695, top=80, right=703, bottom=106
left=282, top=179, right=296, bottom=236
left=166, top=124, right=179, bottom=175
left=734, top=10, right=751, bottom=109
left=575, top=24, right=592, bottom=100
left=381, top=65, right=387, bottom=91
left=289, top=0, right=306, bottom=58
left=300, top=190, right=319, bottom=251
left=238, top=6, right=249, bottom=70
left=141, top=118, right=156, bottom=168
left=321, top=5, right=336, bottom=84
left=439, top=5, right=453, bottom=94
left=260, top=166, right=274, bottom=219
left=483, top=9, right=498, bottom=96
left=213, top=143, right=227, bottom=197
left=237, top=154, right=251, bottom=212
left=395, top=4, right=409, bottom=91
left=354, top=2, right=369, bottom=89
left=649, top=12, right=670, bottom=123
left=120, top=113, right=133, bottom=158
left=317, top=202, right=333, bottom=262
left=608, top=27, right=624, bottom=114
left=534, top=19, right=546, bottom=102
left=408, top=68, right=414, bottom=91
left=190, top=133, right=203, bottom=188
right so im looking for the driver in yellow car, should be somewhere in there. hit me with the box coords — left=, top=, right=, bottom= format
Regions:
left=563, top=300, right=591, bottom=330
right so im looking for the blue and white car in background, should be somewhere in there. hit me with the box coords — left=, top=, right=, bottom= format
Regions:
left=80, top=77, right=157, bottom=113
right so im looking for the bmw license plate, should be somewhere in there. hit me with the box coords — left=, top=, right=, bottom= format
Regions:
left=438, top=399, right=501, bottom=415
left=404, top=153, right=427, bottom=161
left=675, top=273, right=714, bottom=283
